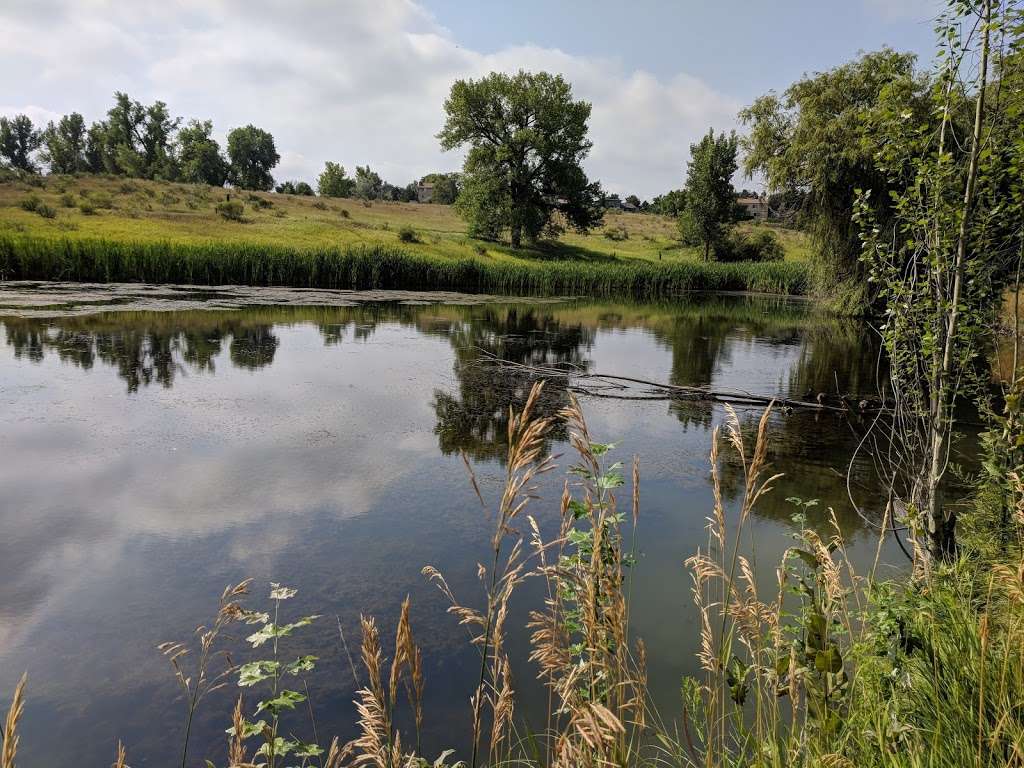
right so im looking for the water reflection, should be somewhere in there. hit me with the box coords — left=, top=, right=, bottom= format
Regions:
left=0, top=294, right=899, bottom=767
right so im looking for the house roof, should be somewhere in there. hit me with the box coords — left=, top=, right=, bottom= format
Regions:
left=417, top=182, right=434, bottom=189
left=737, top=197, right=764, bottom=205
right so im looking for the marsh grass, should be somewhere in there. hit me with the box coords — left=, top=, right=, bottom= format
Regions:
left=0, top=235, right=809, bottom=298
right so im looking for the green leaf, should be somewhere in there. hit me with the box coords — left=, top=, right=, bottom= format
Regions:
left=247, top=616, right=321, bottom=647
left=597, top=473, right=624, bottom=490
left=270, top=583, right=298, bottom=601
left=226, top=718, right=268, bottom=739
left=589, top=441, right=616, bottom=456
left=238, top=659, right=280, bottom=687
left=284, top=655, right=318, bottom=675
left=255, top=688, right=307, bottom=715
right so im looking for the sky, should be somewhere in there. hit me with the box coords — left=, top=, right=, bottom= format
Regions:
left=0, top=0, right=944, bottom=199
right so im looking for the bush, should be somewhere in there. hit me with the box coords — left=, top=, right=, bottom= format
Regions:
left=397, top=225, right=419, bottom=243
left=91, top=191, right=114, bottom=209
left=603, top=225, right=628, bottom=241
left=215, top=200, right=245, bottom=221
left=339, top=209, right=350, bottom=219
left=715, top=229, right=784, bottom=262
left=60, top=193, right=76, bottom=208
left=473, top=243, right=487, bottom=256
left=313, top=200, right=328, bottom=210
left=35, top=203, right=57, bottom=219
left=19, top=195, right=42, bottom=212
left=78, top=201, right=97, bottom=215
left=247, top=193, right=273, bottom=210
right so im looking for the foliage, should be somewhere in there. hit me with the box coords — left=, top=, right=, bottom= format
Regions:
left=215, top=199, right=245, bottom=221
left=95, top=92, right=180, bottom=179
left=0, top=115, right=43, bottom=173
left=649, top=189, right=686, bottom=217
left=855, top=0, right=1014, bottom=559
left=227, top=125, right=279, bottom=191
left=176, top=120, right=228, bottom=186
left=354, top=165, right=383, bottom=200
left=740, top=49, right=934, bottom=297
left=683, top=129, right=738, bottom=260
left=420, top=172, right=462, bottom=204
left=714, top=228, right=784, bottom=263
left=317, top=161, right=356, bottom=198
left=398, top=225, right=419, bottom=243
left=40, top=113, right=88, bottom=174
left=439, top=70, right=604, bottom=247
left=603, top=224, right=628, bottom=241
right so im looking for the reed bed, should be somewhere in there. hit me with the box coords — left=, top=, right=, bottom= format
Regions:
left=0, top=235, right=810, bottom=299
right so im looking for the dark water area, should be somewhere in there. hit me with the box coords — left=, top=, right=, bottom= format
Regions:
left=0, top=289, right=919, bottom=766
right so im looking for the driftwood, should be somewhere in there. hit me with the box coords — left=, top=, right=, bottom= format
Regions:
left=473, top=350, right=883, bottom=414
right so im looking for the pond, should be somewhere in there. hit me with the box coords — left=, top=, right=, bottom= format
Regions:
left=0, top=282, right=906, bottom=766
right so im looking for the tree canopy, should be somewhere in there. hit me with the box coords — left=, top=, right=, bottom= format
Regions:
left=40, top=113, right=88, bottom=174
left=682, top=129, right=738, bottom=260
left=740, top=49, right=932, bottom=292
left=438, top=70, right=604, bottom=247
left=227, top=125, right=279, bottom=191
left=177, top=120, right=228, bottom=186
left=0, top=115, right=43, bottom=173
left=317, top=162, right=355, bottom=198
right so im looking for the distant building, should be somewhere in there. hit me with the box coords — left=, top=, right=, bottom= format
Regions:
left=737, top=195, right=771, bottom=221
left=416, top=182, right=434, bottom=203
left=604, top=194, right=623, bottom=210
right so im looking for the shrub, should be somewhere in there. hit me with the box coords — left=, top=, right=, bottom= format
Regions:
left=91, top=191, right=114, bottom=209
left=78, top=201, right=97, bottom=215
left=313, top=200, right=328, bottom=210
left=215, top=200, right=245, bottom=221
left=715, top=229, right=784, bottom=262
left=339, top=208, right=350, bottom=219
left=397, top=225, right=418, bottom=243
left=35, top=203, right=57, bottom=219
left=247, top=193, right=273, bottom=210
left=473, top=243, right=487, bottom=256
left=60, top=193, right=76, bottom=208
left=603, top=225, right=628, bottom=241
left=119, top=181, right=138, bottom=194
left=19, top=195, right=42, bottom=212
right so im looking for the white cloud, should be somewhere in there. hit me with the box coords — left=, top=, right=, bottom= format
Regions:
left=0, top=0, right=741, bottom=198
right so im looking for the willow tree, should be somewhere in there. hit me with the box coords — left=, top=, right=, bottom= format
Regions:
left=439, top=71, right=604, bottom=248
left=857, top=0, right=1018, bottom=561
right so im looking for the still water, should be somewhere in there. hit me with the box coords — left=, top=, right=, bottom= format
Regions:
left=0, top=284, right=902, bottom=766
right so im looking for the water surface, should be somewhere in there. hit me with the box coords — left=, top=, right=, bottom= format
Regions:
left=0, top=286, right=903, bottom=766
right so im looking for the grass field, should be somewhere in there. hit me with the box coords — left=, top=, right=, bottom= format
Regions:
left=0, top=173, right=811, bottom=297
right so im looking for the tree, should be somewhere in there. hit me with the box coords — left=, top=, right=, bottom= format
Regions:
left=649, top=189, right=686, bottom=217
left=740, top=49, right=933, bottom=296
left=98, top=92, right=180, bottom=178
left=439, top=70, right=604, bottom=247
left=0, top=115, right=42, bottom=172
left=227, top=125, right=279, bottom=190
left=177, top=119, right=228, bottom=186
left=40, top=113, right=87, bottom=174
left=856, top=0, right=1014, bottom=560
left=624, top=194, right=642, bottom=209
left=293, top=181, right=314, bottom=196
left=354, top=165, right=383, bottom=200
left=317, top=162, right=355, bottom=197
left=84, top=121, right=107, bottom=173
left=420, top=172, right=462, bottom=204
left=683, top=129, right=738, bottom=260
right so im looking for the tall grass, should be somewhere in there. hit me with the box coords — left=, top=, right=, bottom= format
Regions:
left=0, top=235, right=809, bottom=298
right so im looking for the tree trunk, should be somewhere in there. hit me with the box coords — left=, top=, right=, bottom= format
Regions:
left=926, top=0, right=990, bottom=561
left=510, top=221, right=522, bottom=249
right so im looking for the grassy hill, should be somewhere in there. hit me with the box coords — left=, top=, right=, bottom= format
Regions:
left=0, top=174, right=811, bottom=298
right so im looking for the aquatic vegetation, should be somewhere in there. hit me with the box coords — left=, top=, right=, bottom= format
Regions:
left=0, top=235, right=809, bottom=298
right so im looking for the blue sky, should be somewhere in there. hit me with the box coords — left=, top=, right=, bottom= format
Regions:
left=422, top=0, right=941, bottom=104
left=0, top=0, right=943, bottom=198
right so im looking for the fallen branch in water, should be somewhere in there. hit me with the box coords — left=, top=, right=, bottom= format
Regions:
left=473, top=349, right=882, bottom=414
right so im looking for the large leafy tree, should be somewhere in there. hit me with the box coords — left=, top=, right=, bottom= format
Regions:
left=439, top=70, right=604, bottom=247
left=99, top=92, right=180, bottom=178
left=353, top=164, right=383, bottom=200
left=226, top=125, right=279, bottom=191
left=682, top=129, right=738, bottom=260
left=0, top=114, right=43, bottom=173
left=177, top=119, right=228, bottom=186
left=420, top=172, right=462, bottom=204
left=317, top=161, right=355, bottom=197
left=40, top=113, right=88, bottom=174
left=740, top=49, right=933, bottom=294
